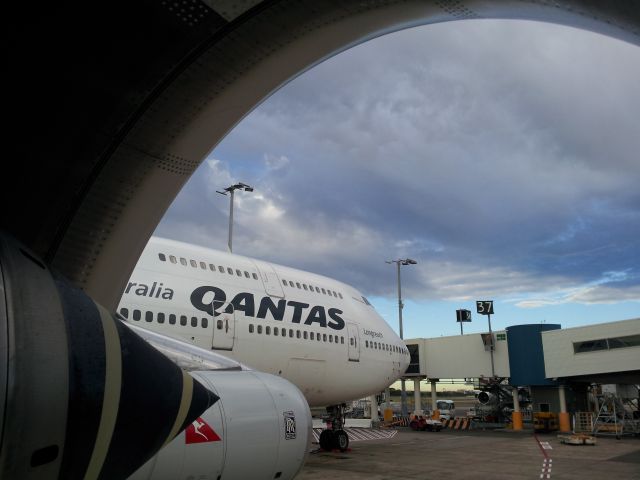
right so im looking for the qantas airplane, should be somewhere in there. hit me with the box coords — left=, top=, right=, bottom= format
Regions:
left=117, top=236, right=410, bottom=451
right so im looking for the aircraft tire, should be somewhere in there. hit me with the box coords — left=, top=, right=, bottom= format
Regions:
left=334, top=429, right=349, bottom=452
left=319, top=430, right=334, bottom=451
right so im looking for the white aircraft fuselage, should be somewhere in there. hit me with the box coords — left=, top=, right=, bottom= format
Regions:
left=118, top=237, right=410, bottom=407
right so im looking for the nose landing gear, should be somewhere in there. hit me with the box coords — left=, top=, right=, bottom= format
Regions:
left=319, top=404, right=350, bottom=452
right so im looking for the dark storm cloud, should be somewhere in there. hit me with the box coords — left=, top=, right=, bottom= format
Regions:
left=156, top=19, right=640, bottom=306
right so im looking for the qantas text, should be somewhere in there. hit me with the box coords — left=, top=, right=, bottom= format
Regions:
left=191, top=286, right=345, bottom=331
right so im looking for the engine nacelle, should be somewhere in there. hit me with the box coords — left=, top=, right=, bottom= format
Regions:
left=0, top=234, right=217, bottom=479
left=477, top=391, right=498, bottom=405
left=130, top=370, right=311, bottom=480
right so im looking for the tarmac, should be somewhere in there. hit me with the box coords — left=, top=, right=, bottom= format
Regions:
left=298, top=426, right=640, bottom=479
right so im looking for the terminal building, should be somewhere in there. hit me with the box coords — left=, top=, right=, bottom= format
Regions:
left=403, top=317, right=640, bottom=433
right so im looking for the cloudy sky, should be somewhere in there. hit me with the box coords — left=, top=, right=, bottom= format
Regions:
left=155, top=19, right=640, bottom=338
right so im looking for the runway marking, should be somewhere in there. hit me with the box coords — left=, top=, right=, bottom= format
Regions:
left=534, top=433, right=553, bottom=479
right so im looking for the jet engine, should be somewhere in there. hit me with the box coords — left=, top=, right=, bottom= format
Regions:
left=0, top=234, right=217, bottom=479
left=127, top=325, right=312, bottom=480
left=477, top=391, right=498, bottom=405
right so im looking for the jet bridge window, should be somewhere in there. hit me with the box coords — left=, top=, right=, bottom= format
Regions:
left=158, top=253, right=166, bottom=261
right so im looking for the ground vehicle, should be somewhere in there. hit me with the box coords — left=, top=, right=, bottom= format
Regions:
left=409, top=416, right=443, bottom=432
left=436, top=400, right=456, bottom=421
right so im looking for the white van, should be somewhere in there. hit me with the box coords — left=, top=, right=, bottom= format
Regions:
left=436, top=400, right=456, bottom=421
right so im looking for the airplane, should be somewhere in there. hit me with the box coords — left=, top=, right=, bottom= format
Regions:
left=117, top=236, right=411, bottom=451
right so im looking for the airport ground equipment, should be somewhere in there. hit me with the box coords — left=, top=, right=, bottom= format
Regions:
left=533, top=412, right=559, bottom=432
left=592, top=392, right=639, bottom=438
left=409, top=416, right=442, bottom=432
left=557, top=433, right=596, bottom=445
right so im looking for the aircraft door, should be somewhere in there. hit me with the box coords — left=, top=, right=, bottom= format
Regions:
left=254, top=262, right=285, bottom=298
left=347, top=323, right=360, bottom=362
left=211, top=301, right=235, bottom=351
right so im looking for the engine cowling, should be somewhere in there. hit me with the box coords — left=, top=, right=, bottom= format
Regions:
left=130, top=370, right=311, bottom=480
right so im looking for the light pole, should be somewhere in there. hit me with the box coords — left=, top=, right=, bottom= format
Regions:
left=386, top=258, right=417, bottom=417
left=216, top=182, right=253, bottom=253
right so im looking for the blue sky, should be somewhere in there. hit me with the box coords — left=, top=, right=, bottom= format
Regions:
left=155, top=19, right=640, bottom=340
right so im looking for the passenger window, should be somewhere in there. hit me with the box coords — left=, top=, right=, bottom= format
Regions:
left=169, top=314, right=176, bottom=325
left=310, top=332, right=315, bottom=340
left=244, top=271, right=250, bottom=278
left=338, top=293, right=343, bottom=299
left=321, top=288, right=326, bottom=294
left=249, top=324, right=254, bottom=333
left=200, top=262, right=207, bottom=270
left=316, top=287, right=321, bottom=293
left=209, top=264, right=215, bottom=271
left=296, top=282, right=301, bottom=289
left=133, top=309, right=141, bottom=321
left=303, top=284, right=308, bottom=290
left=170, top=255, right=177, bottom=264
left=341, top=337, right=344, bottom=344
left=289, top=281, right=295, bottom=287
left=202, top=318, right=208, bottom=328
left=217, top=319, right=223, bottom=330
left=227, top=268, right=233, bottom=275
left=329, top=335, right=333, bottom=343
left=158, top=253, right=166, bottom=261
left=282, top=279, right=287, bottom=286
left=308, top=284, right=313, bottom=291
left=257, top=325, right=262, bottom=334
left=191, top=317, right=198, bottom=327
left=119, top=308, right=129, bottom=319
left=350, top=338, right=354, bottom=346
left=365, top=340, right=369, bottom=348
left=157, top=312, right=165, bottom=324
left=252, top=273, right=258, bottom=280
left=289, top=329, right=294, bottom=338
left=218, top=266, right=225, bottom=273
left=180, top=315, right=187, bottom=326
left=296, top=330, right=301, bottom=339
left=323, top=334, right=327, bottom=342
left=266, top=326, right=271, bottom=335
left=180, top=257, right=187, bottom=266
left=236, top=269, right=242, bottom=276
left=190, top=260, right=197, bottom=267
left=317, top=334, right=321, bottom=342
left=303, top=331, right=308, bottom=339
left=274, top=327, right=279, bottom=336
